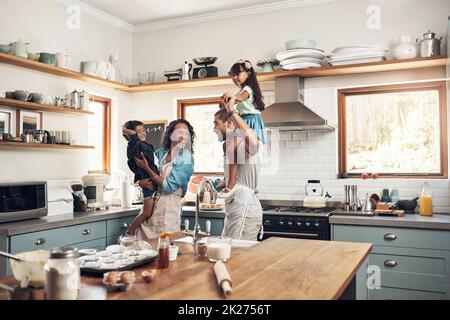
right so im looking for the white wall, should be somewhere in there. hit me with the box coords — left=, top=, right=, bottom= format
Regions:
left=0, top=0, right=132, bottom=182
left=132, top=0, right=450, bottom=82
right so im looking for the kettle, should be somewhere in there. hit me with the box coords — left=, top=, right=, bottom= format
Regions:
left=182, top=61, right=193, bottom=80
left=303, top=180, right=331, bottom=208
left=417, top=30, right=442, bottom=57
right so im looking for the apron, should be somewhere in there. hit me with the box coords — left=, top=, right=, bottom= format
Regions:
left=221, top=183, right=263, bottom=241
left=137, top=153, right=183, bottom=242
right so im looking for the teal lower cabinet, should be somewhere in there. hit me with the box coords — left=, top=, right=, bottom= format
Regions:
left=106, top=235, right=121, bottom=246
left=71, top=238, right=106, bottom=252
left=182, top=217, right=224, bottom=236
left=332, top=224, right=450, bottom=300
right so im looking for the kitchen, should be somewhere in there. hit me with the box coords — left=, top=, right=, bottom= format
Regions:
left=0, top=0, right=449, bottom=308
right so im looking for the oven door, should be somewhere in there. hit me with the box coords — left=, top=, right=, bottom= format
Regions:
left=261, top=230, right=329, bottom=241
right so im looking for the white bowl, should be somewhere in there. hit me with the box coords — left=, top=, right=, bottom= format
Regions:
left=10, top=250, right=49, bottom=288
left=79, top=249, right=97, bottom=256
left=106, top=245, right=126, bottom=254
left=286, top=39, right=317, bottom=50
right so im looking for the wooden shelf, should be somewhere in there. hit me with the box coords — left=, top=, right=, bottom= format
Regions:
left=0, top=52, right=129, bottom=91
left=0, top=141, right=94, bottom=150
left=124, top=56, right=448, bottom=92
left=0, top=98, right=94, bottom=115
left=0, top=52, right=446, bottom=93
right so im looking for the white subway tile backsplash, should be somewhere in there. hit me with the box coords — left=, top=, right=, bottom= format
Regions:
left=293, top=132, right=308, bottom=140
left=279, top=132, right=293, bottom=141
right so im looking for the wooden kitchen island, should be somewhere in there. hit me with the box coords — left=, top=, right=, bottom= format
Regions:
left=0, top=235, right=372, bottom=300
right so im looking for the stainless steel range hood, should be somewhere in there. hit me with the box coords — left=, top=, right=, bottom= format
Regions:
left=261, top=77, right=335, bottom=131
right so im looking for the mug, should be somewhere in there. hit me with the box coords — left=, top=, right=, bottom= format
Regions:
left=39, top=53, right=56, bottom=65
left=56, top=53, right=70, bottom=68
left=5, top=92, right=15, bottom=99
left=27, top=52, right=40, bottom=61
left=81, top=61, right=97, bottom=76
left=54, top=130, right=62, bottom=144
left=14, top=90, right=32, bottom=102
left=30, top=93, right=44, bottom=104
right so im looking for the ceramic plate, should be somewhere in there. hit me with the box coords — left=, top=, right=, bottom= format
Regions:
left=328, top=50, right=387, bottom=60
left=282, top=62, right=322, bottom=70
left=328, top=56, right=385, bottom=66
left=276, top=49, right=326, bottom=61
left=280, top=57, right=323, bottom=66
left=332, top=45, right=384, bottom=54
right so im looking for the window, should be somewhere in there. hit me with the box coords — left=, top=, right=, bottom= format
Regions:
left=88, top=96, right=111, bottom=173
left=338, top=81, right=447, bottom=178
left=178, top=98, right=223, bottom=174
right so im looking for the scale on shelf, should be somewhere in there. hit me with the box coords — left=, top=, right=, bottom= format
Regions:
left=192, top=57, right=218, bottom=79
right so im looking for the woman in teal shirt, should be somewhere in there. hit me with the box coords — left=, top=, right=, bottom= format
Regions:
left=134, top=119, right=195, bottom=240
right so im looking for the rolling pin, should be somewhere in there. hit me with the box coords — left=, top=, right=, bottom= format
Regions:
left=214, top=261, right=232, bottom=296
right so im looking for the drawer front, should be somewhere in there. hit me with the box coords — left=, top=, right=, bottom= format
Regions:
left=371, top=248, right=450, bottom=285
left=369, top=286, right=448, bottom=300
left=107, top=216, right=136, bottom=237
left=72, top=238, right=106, bottom=252
left=66, top=221, right=106, bottom=244
left=332, top=225, right=450, bottom=251
left=106, top=235, right=120, bottom=246
left=10, top=228, right=67, bottom=253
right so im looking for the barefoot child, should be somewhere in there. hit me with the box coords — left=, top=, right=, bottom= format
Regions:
left=122, top=121, right=160, bottom=235
left=217, top=59, right=266, bottom=198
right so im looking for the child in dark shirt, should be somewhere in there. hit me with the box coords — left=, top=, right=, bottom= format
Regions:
left=122, top=120, right=159, bottom=235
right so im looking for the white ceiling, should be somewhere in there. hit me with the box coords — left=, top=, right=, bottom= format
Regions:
left=79, top=0, right=300, bottom=25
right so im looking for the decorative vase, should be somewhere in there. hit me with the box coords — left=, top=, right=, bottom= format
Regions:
left=393, top=35, right=417, bottom=60
left=262, top=62, right=274, bottom=72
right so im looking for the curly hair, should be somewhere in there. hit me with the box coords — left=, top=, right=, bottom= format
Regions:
left=161, top=119, right=195, bottom=153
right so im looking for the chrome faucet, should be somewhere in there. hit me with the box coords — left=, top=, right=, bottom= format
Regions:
left=184, top=178, right=216, bottom=245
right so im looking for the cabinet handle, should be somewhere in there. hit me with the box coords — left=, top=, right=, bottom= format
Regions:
left=384, top=233, right=397, bottom=240
left=34, top=238, right=46, bottom=245
left=82, top=229, right=91, bottom=236
left=121, top=223, right=128, bottom=229
left=384, top=259, right=398, bottom=267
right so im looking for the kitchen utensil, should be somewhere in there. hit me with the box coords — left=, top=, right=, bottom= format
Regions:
left=214, top=261, right=232, bottom=296
left=285, top=39, right=317, bottom=50
left=192, top=57, right=218, bottom=66
left=0, top=283, right=37, bottom=300
left=9, top=39, right=29, bottom=58
left=276, top=48, right=325, bottom=61
left=70, top=90, right=80, bottom=109
left=27, top=52, right=40, bottom=61
left=282, top=62, right=322, bottom=70
left=381, top=189, right=391, bottom=202
left=350, top=185, right=360, bottom=211
left=55, top=52, right=70, bottom=68
left=38, top=53, right=56, bottom=65
left=9, top=250, right=49, bottom=288
left=33, top=130, right=50, bottom=144
left=30, top=93, right=44, bottom=103
left=303, top=180, right=331, bottom=208
left=393, top=35, right=417, bottom=60
left=137, top=71, right=155, bottom=84
left=396, top=197, right=418, bottom=213
left=362, top=193, right=373, bottom=213
left=192, top=57, right=218, bottom=79
left=96, top=61, right=112, bottom=79
left=0, top=44, right=10, bottom=54
left=344, top=185, right=351, bottom=211
left=417, top=30, right=442, bottom=57
left=14, top=90, right=32, bottom=101
left=0, top=250, right=26, bottom=262
left=182, top=61, right=193, bottom=80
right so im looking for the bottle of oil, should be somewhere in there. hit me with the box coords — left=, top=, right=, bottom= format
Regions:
left=157, top=232, right=170, bottom=269
left=419, top=182, right=433, bottom=216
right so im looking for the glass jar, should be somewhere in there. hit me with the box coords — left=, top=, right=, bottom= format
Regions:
left=157, top=232, right=170, bottom=269
left=207, top=236, right=232, bottom=263
left=419, top=182, right=433, bottom=216
left=119, top=234, right=138, bottom=250
left=44, top=247, right=80, bottom=300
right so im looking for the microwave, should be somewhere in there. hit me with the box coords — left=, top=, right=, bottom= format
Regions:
left=0, top=182, right=48, bottom=223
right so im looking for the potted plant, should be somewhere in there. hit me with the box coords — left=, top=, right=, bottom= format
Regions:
left=256, top=59, right=279, bottom=72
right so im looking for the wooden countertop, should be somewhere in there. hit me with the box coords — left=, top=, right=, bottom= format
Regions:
left=0, top=234, right=372, bottom=300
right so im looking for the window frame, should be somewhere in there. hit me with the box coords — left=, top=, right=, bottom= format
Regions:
left=88, top=95, right=111, bottom=174
left=337, top=81, right=448, bottom=179
left=177, top=97, right=224, bottom=176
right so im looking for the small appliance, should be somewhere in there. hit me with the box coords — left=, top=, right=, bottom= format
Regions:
left=81, top=174, right=111, bottom=210
left=192, top=57, right=218, bottom=79
left=71, top=182, right=87, bottom=212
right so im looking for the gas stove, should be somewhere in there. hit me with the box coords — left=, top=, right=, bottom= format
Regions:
left=260, top=200, right=341, bottom=241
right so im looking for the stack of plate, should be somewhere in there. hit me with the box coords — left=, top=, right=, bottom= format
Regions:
left=276, top=39, right=325, bottom=70
left=328, top=45, right=387, bottom=66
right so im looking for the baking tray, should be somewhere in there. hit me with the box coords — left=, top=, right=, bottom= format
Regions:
left=80, top=255, right=158, bottom=276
